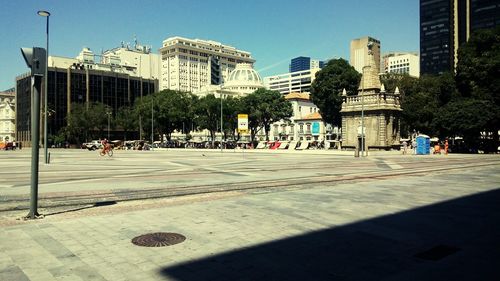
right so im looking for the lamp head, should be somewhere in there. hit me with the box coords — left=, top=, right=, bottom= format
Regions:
left=37, top=10, right=50, bottom=17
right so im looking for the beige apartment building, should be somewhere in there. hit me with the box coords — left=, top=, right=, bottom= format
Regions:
left=159, top=36, right=255, bottom=93
left=350, top=36, right=381, bottom=74
left=0, top=89, right=15, bottom=142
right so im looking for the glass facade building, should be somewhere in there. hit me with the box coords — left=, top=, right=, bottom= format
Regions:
left=16, top=67, right=157, bottom=144
left=470, top=0, right=500, bottom=30
left=420, top=0, right=453, bottom=75
left=420, top=0, right=500, bottom=75
left=290, top=57, right=311, bottom=72
left=289, top=57, right=324, bottom=73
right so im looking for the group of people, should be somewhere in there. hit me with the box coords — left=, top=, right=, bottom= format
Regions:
left=433, top=139, right=449, bottom=155
left=0, top=141, right=20, bottom=150
left=402, top=139, right=449, bottom=155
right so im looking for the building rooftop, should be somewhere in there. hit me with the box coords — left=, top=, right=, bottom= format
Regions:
left=285, top=92, right=310, bottom=100
left=296, top=112, right=322, bottom=121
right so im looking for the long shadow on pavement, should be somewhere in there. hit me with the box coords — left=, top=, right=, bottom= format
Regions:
left=160, top=188, right=500, bottom=280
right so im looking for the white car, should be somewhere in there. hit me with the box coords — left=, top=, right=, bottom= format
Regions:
left=83, top=140, right=103, bottom=151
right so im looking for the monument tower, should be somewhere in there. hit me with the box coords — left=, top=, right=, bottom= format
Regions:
left=341, top=43, right=402, bottom=151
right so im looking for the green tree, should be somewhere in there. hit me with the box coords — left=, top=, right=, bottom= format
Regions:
left=242, top=89, right=293, bottom=141
left=63, top=102, right=111, bottom=143
left=456, top=26, right=500, bottom=148
left=310, top=58, right=361, bottom=127
left=64, top=103, right=88, bottom=144
left=404, top=74, right=458, bottom=137
left=241, top=92, right=262, bottom=142
left=222, top=95, right=243, bottom=141
left=438, top=98, right=496, bottom=147
left=90, top=102, right=112, bottom=139
left=136, top=90, right=197, bottom=141
left=115, top=106, right=137, bottom=141
left=195, top=94, right=220, bottom=145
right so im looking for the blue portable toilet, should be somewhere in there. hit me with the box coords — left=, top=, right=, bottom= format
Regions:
left=415, top=134, right=430, bottom=155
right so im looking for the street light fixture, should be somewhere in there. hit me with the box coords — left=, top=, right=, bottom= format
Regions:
left=220, top=92, right=223, bottom=153
left=21, top=46, right=46, bottom=219
left=37, top=10, right=50, bottom=164
left=151, top=94, right=154, bottom=151
left=106, top=110, right=112, bottom=140
left=361, top=65, right=370, bottom=157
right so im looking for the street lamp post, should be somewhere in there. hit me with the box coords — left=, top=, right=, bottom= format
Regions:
left=151, top=94, right=154, bottom=151
left=361, top=65, right=370, bottom=157
left=37, top=10, right=50, bottom=164
left=220, top=92, right=223, bottom=153
left=106, top=110, right=111, bottom=140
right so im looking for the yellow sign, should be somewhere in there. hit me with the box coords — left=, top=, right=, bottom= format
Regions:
left=238, top=114, right=248, bottom=134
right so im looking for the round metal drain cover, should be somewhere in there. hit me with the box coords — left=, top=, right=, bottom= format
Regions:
left=132, top=232, right=186, bottom=247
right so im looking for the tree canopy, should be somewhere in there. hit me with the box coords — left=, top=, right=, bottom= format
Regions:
left=455, top=26, right=500, bottom=145
left=242, top=88, right=293, bottom=141
left=310, top=58, right=361, bottom=127
left=62, top=102, right=111, bottom=144
left=136, top=90, right=197, bottom=141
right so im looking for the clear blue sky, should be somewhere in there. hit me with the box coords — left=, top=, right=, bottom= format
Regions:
left=0, top=0, right=419, bottom=91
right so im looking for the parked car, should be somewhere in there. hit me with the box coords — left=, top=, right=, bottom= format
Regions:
left=83, top=140, right=102, bottom=151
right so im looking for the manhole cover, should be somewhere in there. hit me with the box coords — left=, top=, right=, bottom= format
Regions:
left=132, top=232, right=186, bottom=247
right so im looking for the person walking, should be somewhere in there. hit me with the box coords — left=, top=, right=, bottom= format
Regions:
left=445, top=139, right=449, bottom=155
left=402, top=140, right=408, bottom=155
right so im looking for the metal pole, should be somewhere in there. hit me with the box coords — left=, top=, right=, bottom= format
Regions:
left=220, top=93, right=223, bottom=153
left=29, top=76, right=42, bottom=219
left=39, top=11, right=50, bottom=164
left=361, top=68, right=365, bottom=157
left=151, top=94, right=154, bottom=151
left=106, top=111, right=111, bottom=139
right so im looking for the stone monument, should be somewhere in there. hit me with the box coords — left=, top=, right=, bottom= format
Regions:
left=340, top=43, right=402, bottom=151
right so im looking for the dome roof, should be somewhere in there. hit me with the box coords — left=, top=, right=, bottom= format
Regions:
left=223, top=63, right=264, bottom=96
left=226, top=63, right=263, bottom=85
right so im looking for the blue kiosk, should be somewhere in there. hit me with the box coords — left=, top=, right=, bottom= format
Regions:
left=415, top=134, right=430, bottom=155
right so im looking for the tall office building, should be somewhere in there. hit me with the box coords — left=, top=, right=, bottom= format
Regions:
left=159, top=36, right=255, bottom=93
left=420, top=0, right=500, bottom=75
left=15, top=47, right=157, bottom=145
left=471, top=0, right=500, bottom=30
left=289, top=57, right=324, bottom=72
left=350, top=36, right=381, bottom=74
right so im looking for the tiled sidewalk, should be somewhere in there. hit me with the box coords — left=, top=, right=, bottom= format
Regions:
left=1, top=165, right=499, bottom=281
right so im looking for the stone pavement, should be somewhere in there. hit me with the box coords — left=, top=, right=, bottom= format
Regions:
left=0, top=157, right=499, bottom=280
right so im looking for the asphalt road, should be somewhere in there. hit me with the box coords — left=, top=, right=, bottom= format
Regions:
left=1, top=148, right=499, bottom=212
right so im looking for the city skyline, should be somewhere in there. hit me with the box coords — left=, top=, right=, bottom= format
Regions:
left=0, top=0, right=419, bottom=91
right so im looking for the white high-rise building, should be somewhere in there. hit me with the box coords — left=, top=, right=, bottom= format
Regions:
left=101, top=40, right=160, bottom=80
left=382, top=52, right=420, bottom=78
left=159, top=36, right=255, bottom=92
left=48, top=39, right=160, bottom=81
left=263, top=68, right=321, bottom=95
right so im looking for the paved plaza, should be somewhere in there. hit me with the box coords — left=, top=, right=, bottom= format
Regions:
left=0, top=149, right=499, bottom=280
